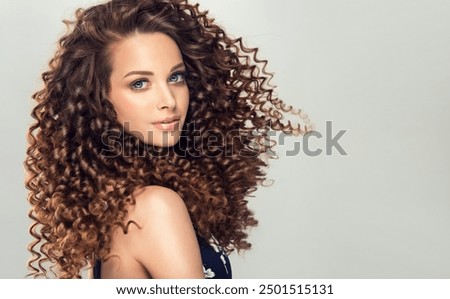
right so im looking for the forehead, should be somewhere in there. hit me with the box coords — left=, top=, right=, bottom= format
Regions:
left=109, top=32, right=183, bottom=74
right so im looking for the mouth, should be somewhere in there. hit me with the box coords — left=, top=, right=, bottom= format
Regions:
left=152, top=119, right=180, bottom=131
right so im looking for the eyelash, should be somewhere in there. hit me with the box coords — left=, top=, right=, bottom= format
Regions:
left=169, top=71, right=187, bottom=83
left=129, top=71, right=187, bottom=91
left=130, top=79, right=149, bottom=90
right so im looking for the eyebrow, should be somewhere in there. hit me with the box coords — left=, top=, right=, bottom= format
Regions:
left=123, top=62, right=185, bottom=78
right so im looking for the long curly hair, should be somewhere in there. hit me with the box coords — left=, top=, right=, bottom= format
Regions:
left=25, top=0, right=312, bottom=278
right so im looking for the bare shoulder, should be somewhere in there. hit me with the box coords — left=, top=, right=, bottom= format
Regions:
left=109, top=185, right=204, bottom=278
left=126, top=185, right=196, bottom=242
left=129, top=185, right=188, bottom=223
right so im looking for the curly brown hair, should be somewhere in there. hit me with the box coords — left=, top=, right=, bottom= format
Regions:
left=25, top=0, right=312, bottom=278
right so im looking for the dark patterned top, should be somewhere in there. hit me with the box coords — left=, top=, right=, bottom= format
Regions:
left=93, top=236, right=231, bottom=279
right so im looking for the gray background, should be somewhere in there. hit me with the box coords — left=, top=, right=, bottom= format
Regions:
left=1, top=0, right=449, bottom=278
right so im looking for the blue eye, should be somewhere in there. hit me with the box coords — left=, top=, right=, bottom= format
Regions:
left=169, top=72, right=186, bottom=83
left=130, top=79, right=149, bottom=90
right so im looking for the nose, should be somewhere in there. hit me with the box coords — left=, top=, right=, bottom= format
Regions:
left=156, top=82, right=176, bottom=110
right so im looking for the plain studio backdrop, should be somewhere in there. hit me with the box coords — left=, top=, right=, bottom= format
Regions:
left=1, top=0, right=449, bottom=278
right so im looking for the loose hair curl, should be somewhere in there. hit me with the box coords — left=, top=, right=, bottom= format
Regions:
left=25, top=0, right=313, bottom=278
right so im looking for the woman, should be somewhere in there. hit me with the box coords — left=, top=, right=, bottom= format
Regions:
left=25, top=0, right=312, bottom=279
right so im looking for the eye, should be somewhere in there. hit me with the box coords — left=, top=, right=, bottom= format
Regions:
left=130, top=79, right=149, bottom=90
left=169, top=71, right=187, bottom=84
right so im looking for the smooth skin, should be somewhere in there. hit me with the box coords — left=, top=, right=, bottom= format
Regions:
left=93, top=33, right=204, bottom=278
left=108, top=32, right=190, bottom=147
left=100, top=186, right=204, bottom=278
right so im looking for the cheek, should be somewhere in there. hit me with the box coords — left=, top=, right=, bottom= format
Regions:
left=110, top=93, right=144, bottom=123
left=113, top=106, right=131, bottom=125
left=115, top=101, right=135, bottom=121
left=116, top=101, right=136, bottom=117
left=179, top=90, right=190, bottom=115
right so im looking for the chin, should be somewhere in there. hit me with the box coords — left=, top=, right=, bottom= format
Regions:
left=142, top=134, right=182, bottom=148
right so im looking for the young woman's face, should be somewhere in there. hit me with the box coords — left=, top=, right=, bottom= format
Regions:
left=108, top=32, right=189, bottom=147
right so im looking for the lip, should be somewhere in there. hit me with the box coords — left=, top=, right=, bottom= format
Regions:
left=151, top=115, right=180, bottom=124
left=151, top=115, right=181, bottom=131
left=152, top=120, right=180, bottom=131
